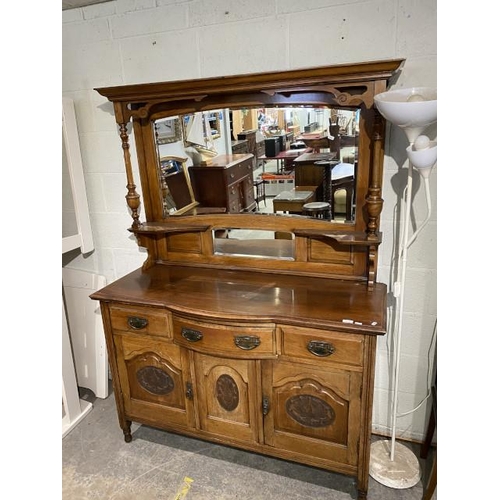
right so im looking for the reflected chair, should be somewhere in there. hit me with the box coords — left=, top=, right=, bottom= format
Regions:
left=159, top=156, right=195, bottom=214
left=253, top=178, right=266, bottom=209
left=328, top=118, right=341, bottom=158
left=332, top=176, right=355, bottom=221
left=331, top=162, right=355, bottom=221
left=160, top=156, right=226, bottom=216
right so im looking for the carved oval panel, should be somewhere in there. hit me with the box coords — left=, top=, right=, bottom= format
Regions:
left=286, top=395, right=335, bottom=428
left=136, top=366, right=174, bottom=395
left=216, top=374, right=239, bottom=412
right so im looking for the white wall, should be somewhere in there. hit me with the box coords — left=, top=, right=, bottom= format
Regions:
left=62, top=0, right=437, bottom=441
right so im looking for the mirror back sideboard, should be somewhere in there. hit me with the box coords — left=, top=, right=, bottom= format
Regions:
left=91, top=59, right=403, bottom=500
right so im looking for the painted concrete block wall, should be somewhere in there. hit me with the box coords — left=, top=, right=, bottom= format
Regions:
left=62, top=0, right=437, bottom=441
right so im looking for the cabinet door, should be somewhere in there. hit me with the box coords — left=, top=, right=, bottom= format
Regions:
left=263, top=360, right=361, bottom=467
left=193, top=352, right=261, bottom=444
left=114, top=334, right=194, bottom=429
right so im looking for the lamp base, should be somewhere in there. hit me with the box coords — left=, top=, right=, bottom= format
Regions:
left=369, top=439, right=421, bottom=489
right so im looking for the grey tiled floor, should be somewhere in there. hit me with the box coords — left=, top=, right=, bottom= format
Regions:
left=62, top=388, right=436, bottom=500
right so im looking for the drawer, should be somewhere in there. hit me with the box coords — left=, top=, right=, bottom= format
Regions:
left=226, top=161, right=253, bottom=184
left=231, top=140, right=248, bottom=154
left=109, top=304, right=170, bottom=337
left=172, top=315, right=276, bottom=358
left=228, top=184, right=240, bottom=201
left=227, top=185, right=241, bottom=213
left=280, top=325, right=364, bottom=367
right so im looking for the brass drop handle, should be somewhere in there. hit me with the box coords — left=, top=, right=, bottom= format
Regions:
left=181, top=327, right=203, bottom=342
left=307, top=340, right=335, bottom=357
left=234, top=335, right=261, bottom=350
left=127, top=316, right=149, bottom=330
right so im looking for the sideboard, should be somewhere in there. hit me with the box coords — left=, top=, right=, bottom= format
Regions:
left=91, top=59, right=404, bottom=499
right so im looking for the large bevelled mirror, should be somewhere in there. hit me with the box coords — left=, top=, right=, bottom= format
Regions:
left=153, top=105, right=359, bottom=223
left=96, top=60, right=404, bottom=249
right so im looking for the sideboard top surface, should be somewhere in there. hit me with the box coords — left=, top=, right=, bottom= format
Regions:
left=91, top=264, right=387, bottom=335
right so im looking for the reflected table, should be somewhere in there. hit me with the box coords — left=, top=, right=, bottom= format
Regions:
left=272, top=186, right=316, bottom=214
left=293, top=152, right=340, bottom=219
left=258, top=148, right=310, bottom=174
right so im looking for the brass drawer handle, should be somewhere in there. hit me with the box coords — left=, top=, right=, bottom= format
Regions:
left=307, top=340, right=335, bottom=357
left=127, top=316, right=149, bottom=330
left=234, top=335, right=261, bottom=350
left=181, top=327, right=203, bottom=342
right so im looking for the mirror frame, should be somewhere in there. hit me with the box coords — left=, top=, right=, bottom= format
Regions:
left=96, top=59, right=403, bottom=240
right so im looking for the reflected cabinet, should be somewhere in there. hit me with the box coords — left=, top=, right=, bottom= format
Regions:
left=189, top=154, right=256, bottom=214
left=91, top=59, right=404, bottom=499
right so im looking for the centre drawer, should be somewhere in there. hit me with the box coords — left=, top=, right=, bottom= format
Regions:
left=172, top=315, right=276, bottom=358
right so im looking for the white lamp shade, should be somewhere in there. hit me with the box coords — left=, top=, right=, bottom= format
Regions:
left=374, top=87, right=437, bottom=143
left=406, top=141, right=437, bottom=178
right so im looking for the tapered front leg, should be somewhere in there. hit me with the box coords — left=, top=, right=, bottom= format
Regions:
left=122, top=420, right=132, bottom=443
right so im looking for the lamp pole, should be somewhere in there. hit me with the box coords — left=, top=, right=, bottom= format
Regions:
left=369, top=88, right=437, bottom=489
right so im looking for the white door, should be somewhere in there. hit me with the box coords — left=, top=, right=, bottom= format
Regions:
left=62, top=97, right=105, bottom=437
left=62, top=268, right=108, bottom=399
left=62, top=300, right=92, bottom=437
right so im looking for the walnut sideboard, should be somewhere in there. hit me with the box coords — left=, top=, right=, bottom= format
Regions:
left=91, top=265, right=386, bottom=499
left=92, top=59, right=403, bottom=498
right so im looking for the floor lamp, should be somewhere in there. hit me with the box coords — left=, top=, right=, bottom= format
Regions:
left=369, top=87, right=437, bottom=488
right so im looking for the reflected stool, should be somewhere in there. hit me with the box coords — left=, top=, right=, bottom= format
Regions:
left=302, top=201, right=331, bottom=219
left=253, top=178, right=266, bottom=209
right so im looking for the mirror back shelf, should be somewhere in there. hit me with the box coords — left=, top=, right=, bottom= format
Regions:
left=96, top=59, right=404, bottom=287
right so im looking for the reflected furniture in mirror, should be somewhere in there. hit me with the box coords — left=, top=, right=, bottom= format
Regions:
left=272, top=186, right=317, bottom=215
left=91, top=59, right=404, bottom=500
left=158, top=156, right=196, bottom=216
left=253, top=178, right=266, bottom=209
left=236, top=129, right=264, bottom=169
left=188, top=153, right=256, bottom=214
left=331, top=162, right=356, bottom=221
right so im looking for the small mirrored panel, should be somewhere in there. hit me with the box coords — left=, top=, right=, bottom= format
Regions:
left=154, top=106, right=359, bottom=223
left=213, top=228, right=295, bottom=260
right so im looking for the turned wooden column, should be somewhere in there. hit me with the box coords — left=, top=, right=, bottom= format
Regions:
left=365, top=110, right=385, bottom=239
left=114, top=103, right=142, bottom=228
